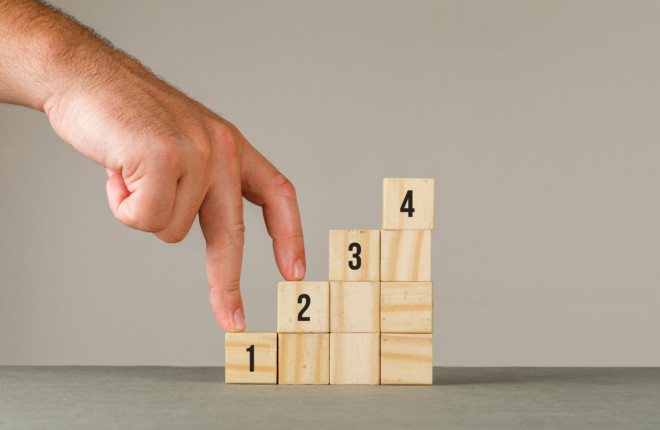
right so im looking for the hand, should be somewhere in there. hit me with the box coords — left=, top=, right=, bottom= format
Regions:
left=41, top=46, right=306, bottom=332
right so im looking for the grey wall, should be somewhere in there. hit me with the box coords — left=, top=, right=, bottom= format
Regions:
left=1, top=0, right=659, bottom=366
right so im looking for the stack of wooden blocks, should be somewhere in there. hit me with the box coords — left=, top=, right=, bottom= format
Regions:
left=225, top=178, right=434, bottom=385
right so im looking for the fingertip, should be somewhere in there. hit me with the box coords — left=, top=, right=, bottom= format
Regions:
left=292, top=258, right=305, bottom=281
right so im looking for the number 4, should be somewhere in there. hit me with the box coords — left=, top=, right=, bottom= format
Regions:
left=400, top=190, right=415, bottom=217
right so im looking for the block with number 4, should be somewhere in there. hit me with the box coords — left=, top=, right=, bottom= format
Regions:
left=329, top=230, right=380, bottom=281
left=278, top=281, right=329, bottom=333
left=225, top=332, right=278, bottom=384
left=382, top=178, right=434, bottom=230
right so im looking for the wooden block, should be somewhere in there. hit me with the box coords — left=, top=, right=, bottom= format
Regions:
left=278, top=333, right=330, bottom=384
left=380, top=282, right=432, bottom=333
left=330, top=281, right=380, bottom=333
left=380, top=230, right=432, bottom=281
left=329, top=230, right=380, bottom=281
left=225, top=332, right=277, bottom=384
left=277, top=281, right=329, bottom=333
left=381, top=333, right=433, bottom=385
left=382, top=178, right=435, bottom=230
left=330, top=333, right=380, bottom=385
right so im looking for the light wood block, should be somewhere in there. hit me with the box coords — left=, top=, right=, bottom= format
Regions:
left=329, top=230, right=380, bottom=281
left=382, top=178, right=434, bottom=230
left=381, top=333, right=433, bottom=385
left=225, top=332, right=277, bottom=384
left=278, top=333, right=330, bottom=384
left=381, top=282, right=432, bottom=333
left=277, top=281, right=329, bottom=333
left=380, top=230, right=431, bottom=281
left=330, top=282, right=380, bottom=333
left=330, top=333, right=380, bottom=385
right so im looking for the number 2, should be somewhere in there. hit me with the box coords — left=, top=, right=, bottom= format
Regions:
left=297, top=294, right=311, bottom=321
left=400, top=190, right=415, bottom=217
left=348, top=242, right=362, bottom=270
left=246, top=345, right=254, bottom=372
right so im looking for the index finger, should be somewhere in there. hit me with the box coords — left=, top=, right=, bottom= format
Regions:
left=240, top=142, right=306, bottom=281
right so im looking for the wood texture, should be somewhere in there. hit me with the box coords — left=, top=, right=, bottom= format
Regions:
left=382, top=178, right=434, bottom=230
left=330, top=282, right=380, bottom=332
left=277, top=281, right=329, bottom=333
left=381, top=334, right=433, bottom=385
left=380, top=230, right=432, bottom=281
left=225, top=332, right=277, bottom=384
left=329, top=230, right=380, bottom=281
left=278, top=333, right=330, bottom=385
left=330, top=333, right=380, bottom=385
left=380, top=282, right=432, bottom=333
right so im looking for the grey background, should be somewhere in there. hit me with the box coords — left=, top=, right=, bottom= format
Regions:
left=1, top=0, right=659, bottom=366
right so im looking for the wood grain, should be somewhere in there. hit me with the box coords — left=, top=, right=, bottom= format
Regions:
left=277, top=281, right=329, bottom=333
left=225, top=332, right=277, bottom=384
left=330, top=281, right=380, bottom=332
left=278, top=333, right=330, bottom=385
left=329, top=230, right=380, bottom=281
left=380, top=282, right=432, bottom=333
left=381, top=333, right=433, bottom=385
left=380, top=230, right=432, bottom=281
left=382, top=178, right=434, bottom=230
left=330, top=333, right=380, bottom=385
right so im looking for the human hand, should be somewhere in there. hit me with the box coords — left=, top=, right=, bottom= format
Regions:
left=39, top=38, right=306, bottom=332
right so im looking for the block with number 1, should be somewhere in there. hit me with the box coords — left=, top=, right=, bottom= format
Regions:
left=225, top=332, right=278, bottom=384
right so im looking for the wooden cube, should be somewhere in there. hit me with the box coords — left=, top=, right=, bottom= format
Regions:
left=225, top=332, right=277, bottom=384
left=330, top=333, right=380, bottom=385
left=278, top=333, right=330, bottom=384
left=277, top=281, right=329, bottom=333
left=380, top=230, right=431, bottom=281
left=381, top=333, right=433, bottom=385
left=382, top=178, right=435, bottom=230
left=330, top=281, right=380, bottom=333
left=380, top=282, right=432, bottom=333
left=329, top=230, right=380, bottom=281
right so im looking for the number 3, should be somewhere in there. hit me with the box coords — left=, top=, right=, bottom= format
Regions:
left=348, top=242, right=362, bottom=270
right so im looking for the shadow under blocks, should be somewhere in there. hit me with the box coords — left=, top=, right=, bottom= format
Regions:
left=225, top=178, right=434, bottom=385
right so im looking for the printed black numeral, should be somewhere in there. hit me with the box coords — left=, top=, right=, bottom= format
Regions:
left=348, top=242, right=362, bottom=270
left=297, top=294, right=311, bottom=321
left=246, top=344, right=255, bottom=372
left=400, top=190, right=415, bottom=217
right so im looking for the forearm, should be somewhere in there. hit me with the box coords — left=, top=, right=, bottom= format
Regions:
left=0, top=0, right=122, bottom=111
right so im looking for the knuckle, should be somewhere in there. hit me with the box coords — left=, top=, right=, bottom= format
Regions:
left=223, top=222, right=246, bottom=247
left=212, top=122, right=241, bottom=158
left=272, top=174, right=297, bottom=200
left=158, top=228, right=189, bottom=244
left=221, top=280, right=241, bottom=295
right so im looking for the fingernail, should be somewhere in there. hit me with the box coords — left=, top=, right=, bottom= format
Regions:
left=232, top=308, right=245, bottom=332
left=293, top=259, right=305, bottom=280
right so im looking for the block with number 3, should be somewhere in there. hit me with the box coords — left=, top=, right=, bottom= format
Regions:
left=329, top=230, right=380, bottom=281
left=225, top=332, right=278, bottom=384
left=382, top=178, right=434, bottom=230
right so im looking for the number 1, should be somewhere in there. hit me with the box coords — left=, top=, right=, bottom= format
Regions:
left=246, top=345, right=254, bottom=372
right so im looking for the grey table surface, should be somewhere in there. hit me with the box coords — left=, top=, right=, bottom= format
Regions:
left=1, top=367, right=659, bottom=429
